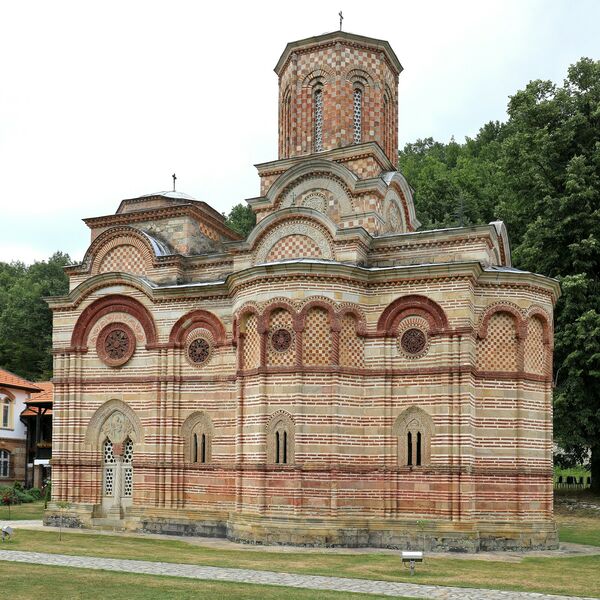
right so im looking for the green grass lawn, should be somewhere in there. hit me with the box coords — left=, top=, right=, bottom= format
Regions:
left=0, top=500, right=45, bottom=521
left=0, top=562, right=398, bottom=600
left=555, top=499, right=600, bottom=547
left=3, top=527, right=600, bottom=598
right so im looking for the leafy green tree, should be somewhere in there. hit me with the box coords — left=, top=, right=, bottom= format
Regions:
left=0, top=252, right=70, bottom=380
left=225, top=203, right=256, bottom=238
left=399, top=58, right=600, bottom=489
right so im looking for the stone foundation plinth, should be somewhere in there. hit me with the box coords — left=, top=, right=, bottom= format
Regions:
left=43, top=504, right=559, bottom=552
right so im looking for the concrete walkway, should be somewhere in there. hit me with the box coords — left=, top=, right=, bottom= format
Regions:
left=0, top=549, right=597, bottom=600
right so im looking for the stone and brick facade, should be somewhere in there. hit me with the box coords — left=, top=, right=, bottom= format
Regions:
left=46, top=31, right=560, bottom=551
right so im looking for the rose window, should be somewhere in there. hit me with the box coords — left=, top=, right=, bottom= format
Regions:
left=97, top=322, right=136, bottom=367
left=188, top=338, right=210, bottom=364
left=105, top=330, right=129, bottom=360
left=400, top=328, right=427, bottom=356
left=271, top=328, right=292, bottom=352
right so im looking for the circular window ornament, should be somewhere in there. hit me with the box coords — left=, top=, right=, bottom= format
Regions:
left=399, top=328, right=428, bottom=357
left=188, top=338, right=211, bottom=365
left=97, top=322, right=136, bottom=367
left=271, top=328, right=293, bottom=353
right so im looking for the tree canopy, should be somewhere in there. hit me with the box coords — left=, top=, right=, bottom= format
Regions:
left=400, top=57, right=600, bottom=490
left=0, top=252, right=70, bottom=381
left=225, top=203, right=256, bottom=238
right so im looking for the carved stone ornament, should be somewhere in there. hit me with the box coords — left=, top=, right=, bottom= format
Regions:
left=271, top=328, right=293, bottom=352
left=400, top=328, right=427, bottom=356
left=97, top=322, right=136, bottom=367
left=188, top=337, right=211, bottom=364
left=101, top=410, right=133, bottom=445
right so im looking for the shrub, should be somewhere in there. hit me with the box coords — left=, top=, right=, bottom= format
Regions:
left=28, top=487, right=42, bottom=500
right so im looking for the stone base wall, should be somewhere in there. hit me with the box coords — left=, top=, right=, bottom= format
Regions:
left=44, top=503, right=558, bottom=552
left=0, top=438, right=26, bottom=486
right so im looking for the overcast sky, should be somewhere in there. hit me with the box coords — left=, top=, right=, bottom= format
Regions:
left=1, top=0, right=599, bottom=265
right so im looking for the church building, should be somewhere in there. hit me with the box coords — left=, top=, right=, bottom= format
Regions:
left=47, top=30, right=560, bottom=551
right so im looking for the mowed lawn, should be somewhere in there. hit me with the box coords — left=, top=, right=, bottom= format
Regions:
left=0, top=563, right=399, bottom=600
left=0, top=500, right=45, bottom=520
left=0, top=498, right=598, bottom=598
left=1, top=527, right=598, bottom=598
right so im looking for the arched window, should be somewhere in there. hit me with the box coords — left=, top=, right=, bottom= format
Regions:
left=267, top=412, right=295, bottom=465
left=393, top=407, right=434, bottom=467
left=314, top=87, right=323, bottom=152
left=182, top=412, right=213, bottom=464
left=383, top=93, right=390, bottom=156
left=102, top=439, right=116, bottom=496
left=353, top=87, right=362, bottom=144
left=283, top=89, right=292, bottom=156
left=1, top=395, right=11, bottom=429
left=0, top=449, right=10, bottom=478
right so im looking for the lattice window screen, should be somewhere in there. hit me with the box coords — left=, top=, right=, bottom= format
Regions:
left=314, top=89, right=323, bottom=152
left=353, top=88, right=362, bottom=144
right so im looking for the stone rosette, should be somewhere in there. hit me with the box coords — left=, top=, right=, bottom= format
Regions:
left=396, top=317, right=430, bottom=359
left=97, top=322, right=136, bottom=367
left=270, top=328, right=294, bottom=353
left=185, top=328, right=214, bottom=368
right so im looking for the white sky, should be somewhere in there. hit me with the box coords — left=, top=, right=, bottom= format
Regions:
left=1, top=0, right=599, bottom=265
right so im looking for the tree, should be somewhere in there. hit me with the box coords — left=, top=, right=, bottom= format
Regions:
left=0, top=252, right=70, bottom=380
left=225, top=203, right=256, bottom=238
left=398, top=58, right=600, bottom=490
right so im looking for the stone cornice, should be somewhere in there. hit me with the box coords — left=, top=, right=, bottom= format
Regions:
left=254, top=142, right=393, bottom=178
left=83, top=204, right=241, bottom=242
left=274, top=31, right=403, bottom=76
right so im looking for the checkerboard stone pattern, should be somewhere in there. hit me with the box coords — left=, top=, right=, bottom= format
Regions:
left=339, top=314, right=364, bottom=368
left=267, top=309, right=295, bottom=366
left=302, top=308, right=331, bottom=365
left=477, top=312, right=519, bottom=372
left=266, top=235, right=323, bottom=262
left=524, top=316, right=546, bottom=375
left=242, top=314, right=261, bottom=370
left=98, top=244, right=147, bottom=275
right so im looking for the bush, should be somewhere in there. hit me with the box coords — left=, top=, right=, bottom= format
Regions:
left=14, top=489, right=34, bottom=504
left=28, top=487, right=42, bottom=500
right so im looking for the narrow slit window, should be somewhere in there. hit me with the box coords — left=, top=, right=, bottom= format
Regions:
left=192, top=433, right=198, bottom=463
left=201, top=433, right=206, bottom=464
left=407, top=431, right=413, bottom=466
left=416, top=432, right=422, bottom=466
left=314, top=88, right=323, bottom=152
left=283, top=431, right=288, bottom=464
left=353, top=88, right=362, bottom=144
left=2, top=397, right=10, bottom=428
left=275, top=431, right=280, bottom=463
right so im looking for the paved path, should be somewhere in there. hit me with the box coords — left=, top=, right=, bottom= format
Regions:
left=0, top=549, right=597, bottom=600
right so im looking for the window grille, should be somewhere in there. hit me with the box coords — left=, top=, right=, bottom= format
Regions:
left=103, top=439, right=116, bottom=496
left=0, top=449, right=9, bottom=478
left=314, top=88, right=323, bottom=152
left=353, top=88, right=362, bottom=144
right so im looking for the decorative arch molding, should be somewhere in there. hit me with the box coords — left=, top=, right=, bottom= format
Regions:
left=298, top=297, right=339, bottom=332
left=345, top=67, right=375, bottom=87
left=337, top=305, right=367, bottom=336
left=254, top=217, right=335, bottom=264
left=234, top=304, right=263, bottom=336
left=263, top=299, right=301, bottom=332
left=392, top=406, right=435, bottom=467
left=302, top=67, right=334, bottom=87
left=80, top=226, right=166, bottom=275
left=181, top=411, right=214, bottom=463
left=169, top=310, right=226, bottom=348
left=262, top=159, right=358, bottom=212
left=85, top=399, right=144, bottom=449
left=266, top=410, right=296, bottom=465
left=64, top=274, right=155, bottom=309
left=525, top=306, right=553, bottom=347
left=385, top=173, right=420, bottom=232
left=478, top=303, right=526, bottom=340
left=377, top=295, right=449, bottom=337
left=381, top=190, right=407, bottom=234
left=71, top=294, right=158, bottom=350
left=0, top=388, right=16, bottom=401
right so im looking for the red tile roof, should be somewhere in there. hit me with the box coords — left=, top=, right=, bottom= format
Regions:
left=0, top=367, right=41, bottom=392
left=26, top=381, right=53, bottom=406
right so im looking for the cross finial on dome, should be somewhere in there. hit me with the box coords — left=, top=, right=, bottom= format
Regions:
left=339, top=11, right=344, bottom=31
left=172, top=173, right=177, bottom=192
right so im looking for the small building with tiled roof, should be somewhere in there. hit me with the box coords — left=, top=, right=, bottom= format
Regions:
left=0, top=367, right=40, bottom=485
left=21, top=381, right=53, bottom=488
